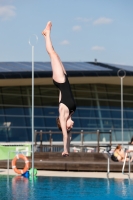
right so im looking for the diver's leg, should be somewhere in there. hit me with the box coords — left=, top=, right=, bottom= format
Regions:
left=42, top=21, right=65, bottom=83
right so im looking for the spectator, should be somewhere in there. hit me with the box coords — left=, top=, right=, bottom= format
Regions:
left=111, top=144, right=129, bottom=162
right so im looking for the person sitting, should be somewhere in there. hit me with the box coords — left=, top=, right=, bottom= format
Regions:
left=111, top=144, right=129, bottom=162
left=126, top=137, right=133, bottom=162
left=129, top=136, right=133, bottom=145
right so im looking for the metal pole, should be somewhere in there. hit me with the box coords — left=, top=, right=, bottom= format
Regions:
left=107, top=156, right=110, bottom=178
left=40, top=130, right=43, bottom=152
left=129, top=152, right=130, bottom=178
left=29, top=34, right=38, bottom=180
left=32, top=45, right=34, bottom=179
left=110, top=130, right=112, bottom=148
left=81, top=130, right=84, bottom=152
left=117, top=70, right=126, bottom=146
left=35, top=130, right=37, bottom=145
left=7, top=151, right=10, bottom=176
left=97, top=130, right=100, bottom=153
left=121, top=77, right=123, bottom=146
left=49, top=131, right=52, bottom=152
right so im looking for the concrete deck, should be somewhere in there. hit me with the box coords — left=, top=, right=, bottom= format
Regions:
left=0, top=169, right=132, bottom=179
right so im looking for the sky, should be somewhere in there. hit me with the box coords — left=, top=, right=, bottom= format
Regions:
left=0, top=0, right=133, bottom=66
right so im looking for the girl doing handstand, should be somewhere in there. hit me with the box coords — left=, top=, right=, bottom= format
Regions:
left=42, top=21, right=76, bottom=156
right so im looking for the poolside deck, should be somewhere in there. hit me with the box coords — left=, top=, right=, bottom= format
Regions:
left=0, top=152, right=133, bottom=172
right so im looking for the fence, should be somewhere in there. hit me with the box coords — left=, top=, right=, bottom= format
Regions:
left=34, top=130, right=112, bottom=153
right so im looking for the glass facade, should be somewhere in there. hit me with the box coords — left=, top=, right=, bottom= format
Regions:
left=0, top=84, right=133, bottom=142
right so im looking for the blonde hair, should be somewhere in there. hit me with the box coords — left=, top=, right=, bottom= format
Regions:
left=56, top=117, right=62, bottom=131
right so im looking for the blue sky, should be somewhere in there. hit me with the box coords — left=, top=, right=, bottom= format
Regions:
left=0, top=0, right=133, bottom=66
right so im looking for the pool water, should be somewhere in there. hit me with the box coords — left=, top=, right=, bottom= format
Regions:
left=0, top=175, right=133, bottom=200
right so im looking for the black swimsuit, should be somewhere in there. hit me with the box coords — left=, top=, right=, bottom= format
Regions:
left=111, top=154, right=118, bottom=162
left=53, top=74, right=76, bottom=114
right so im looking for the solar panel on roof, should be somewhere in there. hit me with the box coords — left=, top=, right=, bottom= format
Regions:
left=106, top=63, right=133, bottom=72
left=0, top=62, right=52, bottom=72
left=34, top=62, right=51, bottom=71
left=0, top=62, right=132, bottom=74
left=64, top=62, right=112, bottom=71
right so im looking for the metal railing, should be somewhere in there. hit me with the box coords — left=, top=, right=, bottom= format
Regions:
left=34, top=130, right=112, bottom=153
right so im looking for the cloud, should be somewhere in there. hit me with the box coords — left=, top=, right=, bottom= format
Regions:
left=60, top=40, right=70, bottom=45
left=72, top=25, right=81, bottom=31
left=75, top=17, right=92, bottom=23
left=93, top=17, right=113, bottom=25
left=0, top=5, right=16, bottom=20
left=91, top=46, right=105, bottom=51
left=0, top=0, right=14, bottom=3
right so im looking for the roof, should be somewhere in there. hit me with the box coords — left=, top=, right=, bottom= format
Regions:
left=0, top=61, right=132, bottom=79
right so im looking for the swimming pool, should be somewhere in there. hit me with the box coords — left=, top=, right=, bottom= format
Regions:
left=0, top=175, right=133, bottom=200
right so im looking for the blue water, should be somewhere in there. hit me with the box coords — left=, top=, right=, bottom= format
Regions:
left=0, top=175, right=133, bottom=200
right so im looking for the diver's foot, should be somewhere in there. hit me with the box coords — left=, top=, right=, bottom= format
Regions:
left=42, top=21, right=52, bottom=36
left=62, top=152, right=69, bottom=157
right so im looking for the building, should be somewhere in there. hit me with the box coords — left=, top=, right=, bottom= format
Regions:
left=0, top=62, right=133, bottom=144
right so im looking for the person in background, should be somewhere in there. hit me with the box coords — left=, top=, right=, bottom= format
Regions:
left=111, top=144, right=130, bottom=162
left=126, top=136, right=133, bottom=162
left=129, top=136, right=133, bottom=145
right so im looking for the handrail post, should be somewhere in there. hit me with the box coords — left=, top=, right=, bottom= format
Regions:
left=107, top=155, right=110, bottom=178
left=49, top=131, right=52, bottom=152
left=97, top=130, right=100, bottom=153
left=34, top=130, right=37, bottom=145
left=81, top=130, right=84, bottom=152
left=40, top=130, right=43, bottom=152
left=129, top=152, right=130, bottom=178
left=110, top=130, right=112, bottom=149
